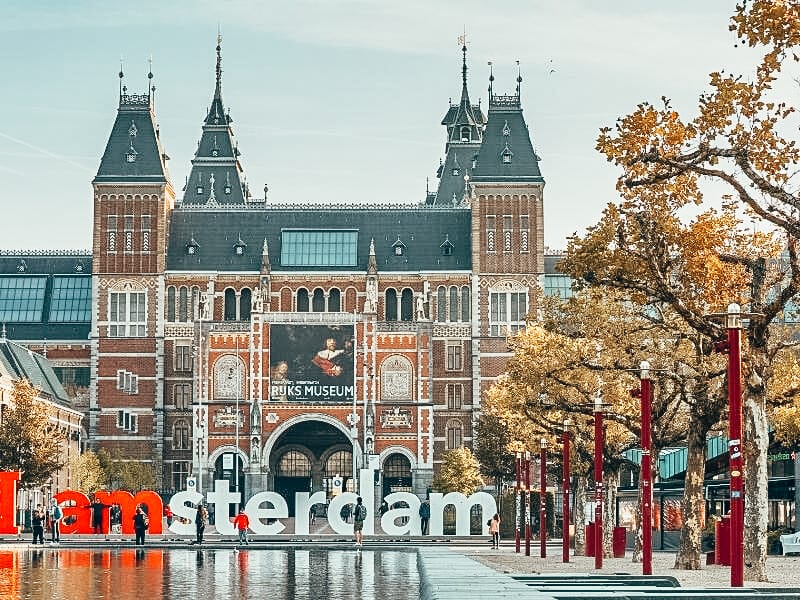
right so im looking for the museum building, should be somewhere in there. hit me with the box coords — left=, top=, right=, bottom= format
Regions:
left=0, top=40, right=546, bottom=511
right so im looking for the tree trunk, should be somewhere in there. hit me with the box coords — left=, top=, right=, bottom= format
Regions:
left=674, top=421, right=708, bottom=570
left=574, top=475, right=587, bottom=556
left=744, top=395, right=769, bottom=581
left=602, top=470, right=620, bottom=557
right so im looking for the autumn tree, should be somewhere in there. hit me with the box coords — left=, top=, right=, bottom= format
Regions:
left=486, top=288, right=733, bottom=561
left=580, top=2, right=800, bottom=579
left=473, top=413, right=516, bottom=502
left=432, top=447, right=483, bottom=495
left=0, top=379, right=65, bottom=487
left=97, top=448, right=157, bottom=492
left=69, top=450, right=106, bottom=495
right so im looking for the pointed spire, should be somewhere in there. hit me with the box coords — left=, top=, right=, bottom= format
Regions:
left=461, top=41, right=468, bottom=91
left=215, top=31, right=223, bottom=100
left=516, top=60, right=522, bottom=101
left=488, top=61, right=494, bottom=99
left=118, top=59, right=124, bottom=99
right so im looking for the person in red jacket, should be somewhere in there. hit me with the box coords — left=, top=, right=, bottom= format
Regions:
left=233, top=508, right=250, bottom=546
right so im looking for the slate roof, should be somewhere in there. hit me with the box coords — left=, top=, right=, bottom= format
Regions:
left=180, top=39, right=249, bottom=207
left=430, top=143, right=481, bottom=207
left=93, top=92, right=170, bottom=184
left=0, top=337, right=70, bottom=405
left=0, top=252, right=92, bottom=342
left=470, top=92, right=544, bottom=184
left=166, top=206, right=472, bottom=272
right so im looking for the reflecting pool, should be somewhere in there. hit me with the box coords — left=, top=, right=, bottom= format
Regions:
left=0, top=547, right=421, bottom=600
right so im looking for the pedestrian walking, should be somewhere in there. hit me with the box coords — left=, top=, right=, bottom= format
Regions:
left=133, top=505, right=149, bottom=546
left=49, top=499, right=62, bottom=543
left=419, top=498, right=430, bottom=535
left=233, top=508, right=250, bottom=545
left=194, top=503, right=208, bottom=545
left=31, top=506, right=44, bottom=545
left=353, top=497, right=367, bottom=548
left=489, top=513, right=501, bottom=549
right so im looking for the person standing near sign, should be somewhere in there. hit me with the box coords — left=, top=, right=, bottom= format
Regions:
left=133, top=505, right=149, bottom=546
left=194, top=503, right=208, bottom=545
left=353, top=497, right=367, bottom=548
left=233, top=508, right=250, bottom=546
left=49, top=499, right=62, bottom=543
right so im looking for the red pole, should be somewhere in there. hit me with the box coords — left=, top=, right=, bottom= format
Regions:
left=515, top=452, right=521, bottom=553
left=540, top=438, right=547, bottom=558
left=562, top=420, right=571, bottom=563
left=640, top=360, right=653, bottom=576
left=525, top=451, right=531, bottom=556
left=727, top=303, right=744, bottom=587
left=594, top=396, right=604, bottom=569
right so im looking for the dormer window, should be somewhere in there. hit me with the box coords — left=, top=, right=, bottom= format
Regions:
left=392, top=236, right=406, bottom=256
left=452, top=167, right=460, bottom=176
left=440, top=236, right=455, bottom=256
left=501, top=143, right=513, bottom=164
left=16, top=259, right=27, bottom=273
left=186, top=237, right=200, bottom=256
left=125, top=141, right=138, bottom=163
left=196, top=186, right=204, bottom=195
left=460, top=126, right=470, bottom=142
left=502, top=120, right=511, bottom=136
left=233, top=236, right=247, bottom=256
left=211, top=149, right=219, bottom=157
left=224, top=172, right=232, bottom=194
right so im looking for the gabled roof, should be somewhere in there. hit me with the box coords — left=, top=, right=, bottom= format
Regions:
left=180, top=37, right=249, bottom=208
left=94, top=78, right=170, bottom=184
left=0, top=337, right=70, bottom=405
left=431, top=143, right=480, bottom=206
left=166, top=205, right=472, bottom=272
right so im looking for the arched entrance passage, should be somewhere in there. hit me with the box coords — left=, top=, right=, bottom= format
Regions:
left=382, top=453, right=413, bottom=499
left=269, top=418, right=353, bottom=516
left=209, top=447, right=247, bottom=518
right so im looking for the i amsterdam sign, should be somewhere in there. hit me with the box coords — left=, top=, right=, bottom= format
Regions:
left=0, top=471, right=496, bottom=537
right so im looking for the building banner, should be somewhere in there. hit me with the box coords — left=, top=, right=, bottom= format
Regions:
left=269, top=324, right=355, bottom=403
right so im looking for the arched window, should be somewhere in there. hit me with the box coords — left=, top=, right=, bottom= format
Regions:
left=385, top=289, right=398, bottom=321
left=240, top=288, right=252, bottom=321
left=312, top=288, right=325, bottom=312
left=224, top=288, right=237, bottom=321
left=400, top=288, right=414, bottom=321
left=178, top=287, right=188, bottom=322
left=277, top=450, right=311, bottom=477
left=166, top=286, right=176, bottom=322
left=325, top=450, right=353, bottom=477
left=328, top=288, right=341, bottom=312
left=437, top=287, right=446, bottom=322
left=461, top=286, right=470, bottom=322
left=460, top=126, right=470, bottom=142
left=449, top=286, right=459, bottom=322
left=190, top=286, right=200, bottom=321
left=446, top=419, right=463, bottom=449
left=173, top=419, right=189, bottom=450
left=383, top=454, right=411, bottom=479
left=297, top=288, right=309, bottom=312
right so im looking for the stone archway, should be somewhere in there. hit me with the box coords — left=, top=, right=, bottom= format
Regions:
left=265, top=415, right=355, bottom=516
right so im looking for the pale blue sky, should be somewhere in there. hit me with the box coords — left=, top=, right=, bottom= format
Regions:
left=0, top=1, right=758, bottom=251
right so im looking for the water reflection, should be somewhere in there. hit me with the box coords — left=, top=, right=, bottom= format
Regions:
left=1, top=547, right=420, bottom=599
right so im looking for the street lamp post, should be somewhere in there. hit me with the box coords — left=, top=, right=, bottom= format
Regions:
left=515, top=452, right=521, bottom=553
left=540, top=438, right=547, bottom=558
left=726, top=303, right=744, bottom=587
left=562, top=419, right=571, bottom=563
left=594, top=395, right=604, bottom=570
left=524, top=451, right=531, bottom=556
left=640, top=360, right=653, bottom=576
